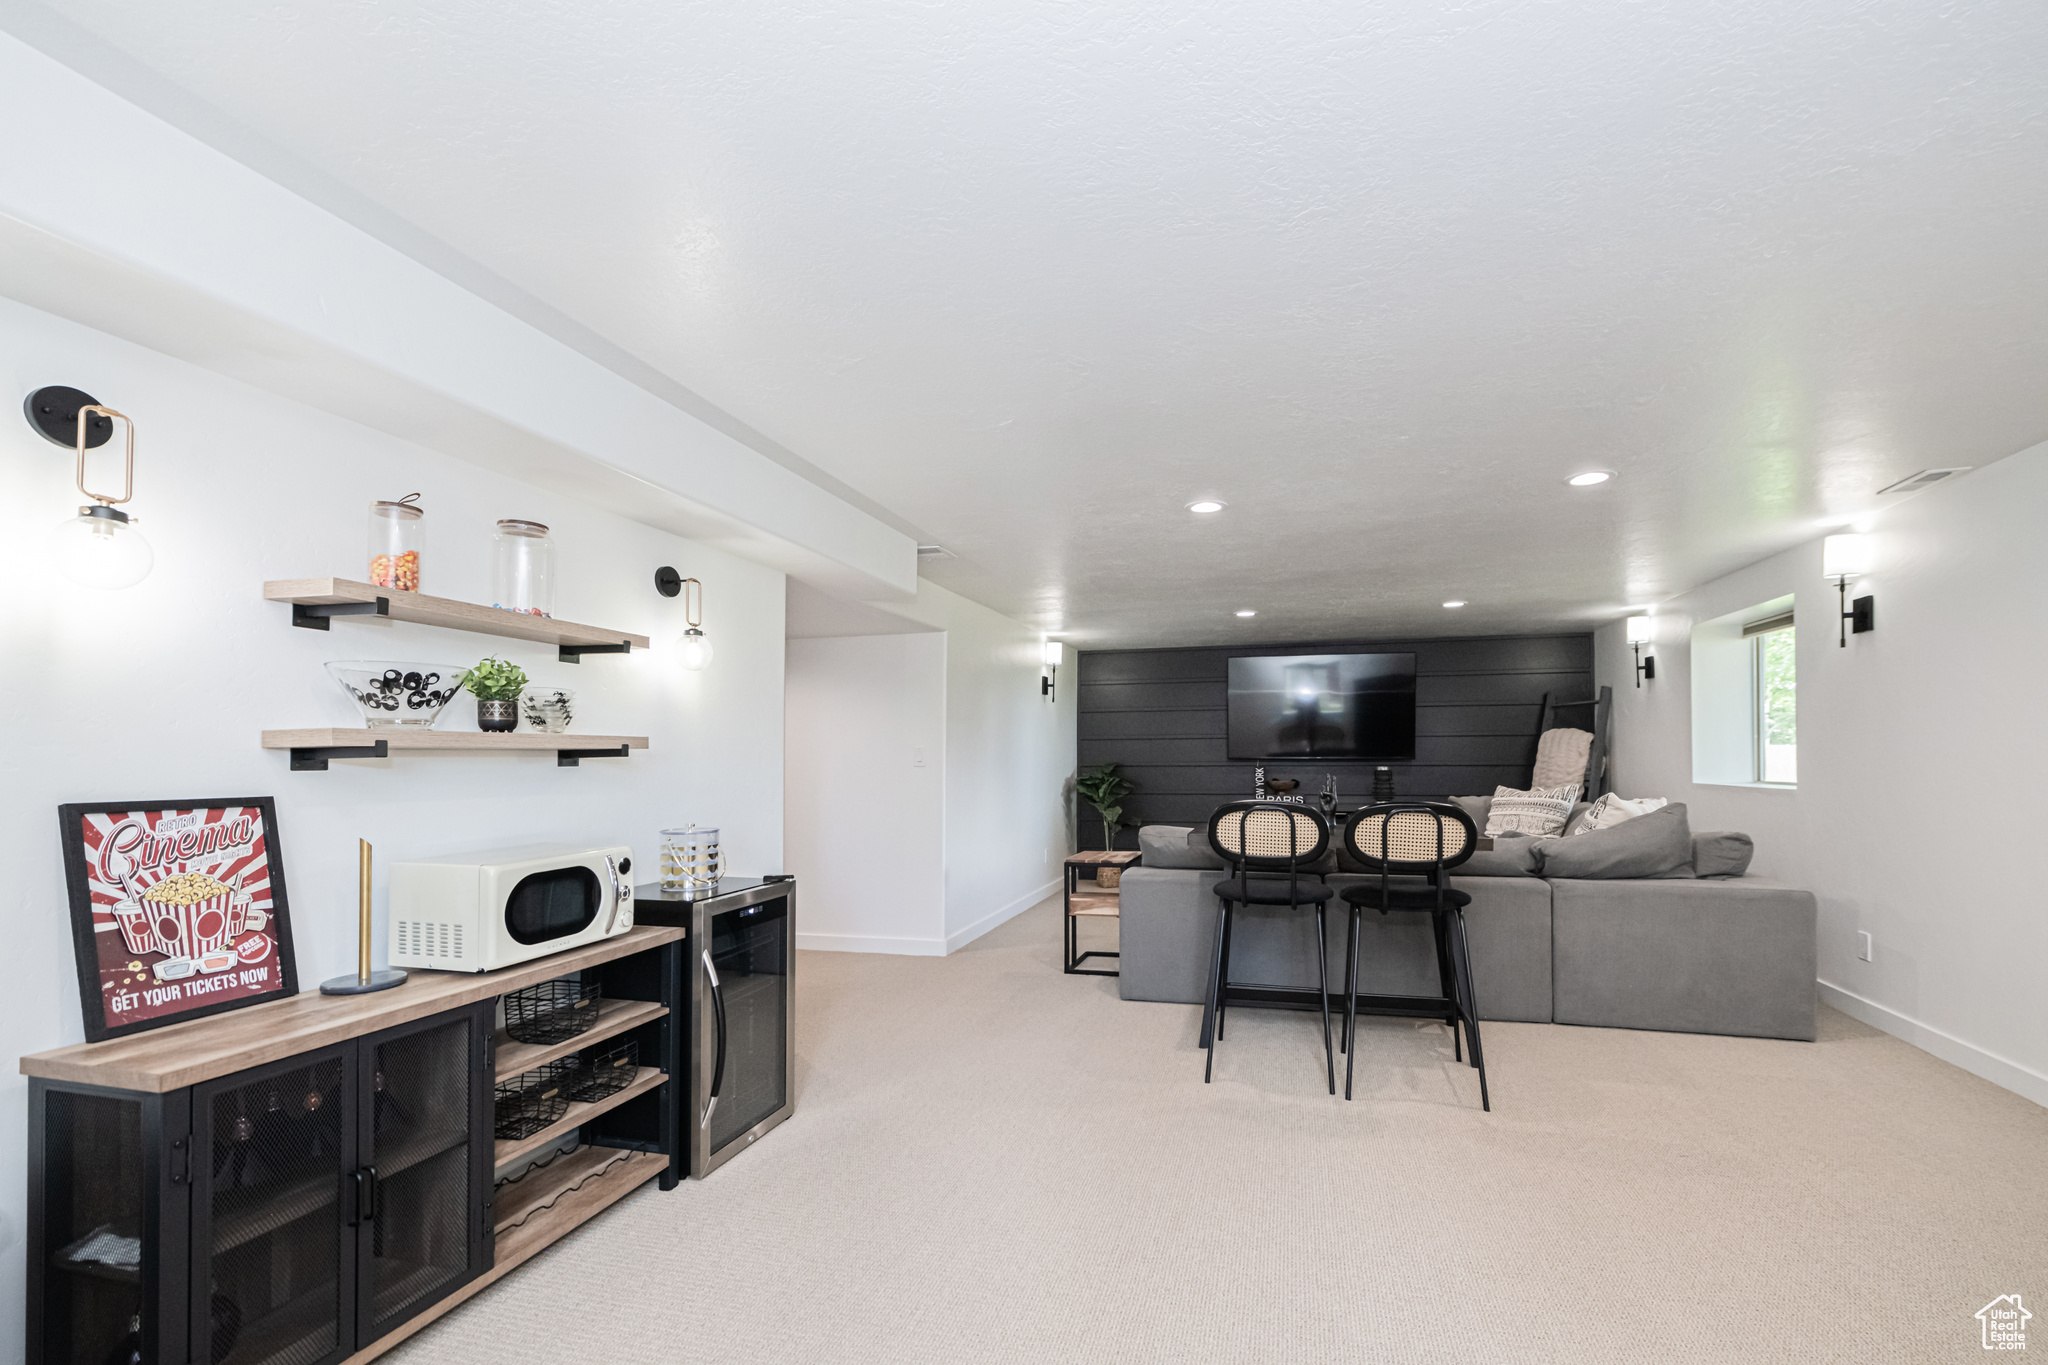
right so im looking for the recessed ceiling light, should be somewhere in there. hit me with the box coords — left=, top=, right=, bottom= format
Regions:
left=1235, top=610, right=1257, bottom=617
left=1567, top=471, right=1613, bottom=487
left=1187, top=500, right=1225, bottom=514
left=1443, top=600, right=1467, bottom=608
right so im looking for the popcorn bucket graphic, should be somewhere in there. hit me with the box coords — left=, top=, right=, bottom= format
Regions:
left=128, top=868, right=250, bottom=960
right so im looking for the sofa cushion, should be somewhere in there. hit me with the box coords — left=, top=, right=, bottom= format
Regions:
left=1692, top=831, right=1756, bottom=879
left=1115, top=867, right=1553, bottom=1023
left=1535, top=803, right=1694, bottom=879
left=1455, top=832, right=1543, bottom=877
left=1137, top=824, right=1224, bottom=870
left=1550, top=877, right=1816, bottom=1040
left=1484, top=784, right=1580, bottom=837
left=1449, top=795, right=1491, bottom=827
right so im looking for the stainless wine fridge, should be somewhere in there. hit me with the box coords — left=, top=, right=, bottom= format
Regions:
left=633, top=877, right=794, bottom=1177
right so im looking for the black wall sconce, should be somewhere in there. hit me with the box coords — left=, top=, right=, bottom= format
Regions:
left=1042, top=641, right=1064, bottom=700
left=1626, top=616, right=1655, bottom=686
left=1822, top=535, right=1875, bottom=647
left=26, top=385, right=154, bottom=588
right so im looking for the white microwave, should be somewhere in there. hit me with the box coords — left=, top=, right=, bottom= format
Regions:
left=388, top=844, right=635, bottom=973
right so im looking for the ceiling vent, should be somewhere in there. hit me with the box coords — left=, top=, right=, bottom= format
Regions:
left=1876, top=467, right=1970, bottom=495
left=915, top=544, right=954, bottom=560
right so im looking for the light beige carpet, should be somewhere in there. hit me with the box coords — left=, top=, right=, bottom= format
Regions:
left=389, top=896, right=2047, bottom=1364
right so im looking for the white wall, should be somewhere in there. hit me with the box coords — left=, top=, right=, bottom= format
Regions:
left=909, top=583, right=1076, bottom=949
left=0, top=294, right=787, bottom=1340
left=0, top=30, right=916, bottom=603
left=784, top=579, right=1078, bottom=955
left=785, top=633, right=947, bottom=953
left=1597, top=441, right=2048, bottom=1106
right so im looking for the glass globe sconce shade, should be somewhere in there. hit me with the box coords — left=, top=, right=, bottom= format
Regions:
left=677, top=628, right=714, bottom=671
left=55, top=505, right=153, bottom=589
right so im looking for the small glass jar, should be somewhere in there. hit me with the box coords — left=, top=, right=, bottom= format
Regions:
left=491, top=519, right=553, bottom=617
left=660, top=826, right=722, bottom=894
left=367, top=496, right=423, bottom=592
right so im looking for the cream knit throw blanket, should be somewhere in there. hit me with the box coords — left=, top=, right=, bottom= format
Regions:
left=1532, top=726, right=1594, bottom=792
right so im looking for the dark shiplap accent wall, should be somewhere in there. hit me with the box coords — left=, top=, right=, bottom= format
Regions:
left=1077, top=635, right=1593, bottom=845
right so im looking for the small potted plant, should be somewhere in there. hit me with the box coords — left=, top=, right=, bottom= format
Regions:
left=459, top=655, right=528, bottom=732
left=1075, top=762, right=1135, bottom=855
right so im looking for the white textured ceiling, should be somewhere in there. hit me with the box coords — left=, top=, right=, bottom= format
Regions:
left=20, top=0, right=2048, bottom=645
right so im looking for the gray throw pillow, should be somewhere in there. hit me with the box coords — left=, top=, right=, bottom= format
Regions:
left=1136, top=825, right=1224, bottom=870
left=1455, top=832, right=1542, bottom=878
left=1535, top=804, right=1695, bottom=880
left=1692, top=831, right=1755, bottom=879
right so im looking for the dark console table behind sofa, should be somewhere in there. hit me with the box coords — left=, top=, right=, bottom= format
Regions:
left=21, top=925, right=685, bottom=1365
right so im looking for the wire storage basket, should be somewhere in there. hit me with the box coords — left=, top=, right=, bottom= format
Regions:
left=502, top=975, right=602, bottom=1044
left=494, top=1060, right=574, bottom=1140
left=564, top=1040, right=639, bottom=1104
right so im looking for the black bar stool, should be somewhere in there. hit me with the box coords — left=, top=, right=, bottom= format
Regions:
left=1337, top=803, right=1490, bottom=1110
left=1201, top=802, right=1336, bottom=1094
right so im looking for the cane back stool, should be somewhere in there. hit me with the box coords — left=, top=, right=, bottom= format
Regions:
left=1201, top=801, right=1337, bottom=1093
left=1337, top=802, right=1490, bottom=1110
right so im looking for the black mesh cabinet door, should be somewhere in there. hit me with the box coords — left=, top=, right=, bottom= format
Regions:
left=191, top=1045, right=356, bottom=1365
left=29, top=1082, right=191, bottom=1365
left=357, top=1003, right=494, bottom=1342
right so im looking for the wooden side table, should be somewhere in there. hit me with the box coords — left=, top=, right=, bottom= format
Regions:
left=1064, top=850, right=1140, bottom=976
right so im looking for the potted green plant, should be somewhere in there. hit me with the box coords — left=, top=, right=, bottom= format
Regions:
left=459, top=655, right=529, bottom=732
left=1075, top=762, right=1135, bottom=852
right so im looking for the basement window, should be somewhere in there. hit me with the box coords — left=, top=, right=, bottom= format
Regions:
left=1745, top=613, right=1796, bottom=784
left=1691, top=594, right=1796, bottom=788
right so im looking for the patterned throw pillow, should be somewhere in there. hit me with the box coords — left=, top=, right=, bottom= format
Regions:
left=1483, top=783, right=1581, bottom=838
left=1568, top=793, right=1669, bottom=837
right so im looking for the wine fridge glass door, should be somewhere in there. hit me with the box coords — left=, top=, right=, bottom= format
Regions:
left=699, top=895, right=791, bottom=1172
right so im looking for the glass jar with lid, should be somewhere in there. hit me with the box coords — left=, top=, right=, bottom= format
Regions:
left=367, top=494, right=424, bottom=592
left=491, top=519, right=554, bottom=617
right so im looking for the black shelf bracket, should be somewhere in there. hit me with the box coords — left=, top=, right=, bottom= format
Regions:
left=293, top=598, right=390, bottom=631
left=291, top=740, right=389, bottom=772
left=558, top=641, right=632, bottom=664
left=558, top=745, right=630, bottom=767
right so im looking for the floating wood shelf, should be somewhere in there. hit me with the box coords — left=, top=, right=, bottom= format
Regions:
left=493, top=1066, right=667, bottom=1172
left=261, top=727, right=649, bottom=771
left=495, top=998, right=667, bottom=1080
left=264, top=577, right=651, bottom=662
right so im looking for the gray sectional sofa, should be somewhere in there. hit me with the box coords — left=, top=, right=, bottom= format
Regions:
left=1118, top=805, right=1818, bottom=1042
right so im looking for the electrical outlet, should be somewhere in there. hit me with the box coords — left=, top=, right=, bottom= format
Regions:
left=913, top=747, right=925, bottom=768
left=1857, top=931, right=1873, bottom=963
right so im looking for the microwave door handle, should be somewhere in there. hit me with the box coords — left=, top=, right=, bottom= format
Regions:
left=701, top=948, right=726, bottom=1130
left=602, top=856, right=624, bottom=933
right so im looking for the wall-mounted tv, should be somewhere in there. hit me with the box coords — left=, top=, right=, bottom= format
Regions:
left=1226, top=653, right=1417, bottom=760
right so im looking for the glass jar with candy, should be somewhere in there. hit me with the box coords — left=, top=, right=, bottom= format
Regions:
left=367, top=494, right=424, bottom=593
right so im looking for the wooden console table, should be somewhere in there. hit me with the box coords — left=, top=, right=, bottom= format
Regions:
left=1064, top=851, right=1140, bottom=976
left=21, top=926, right=684, bottom=1365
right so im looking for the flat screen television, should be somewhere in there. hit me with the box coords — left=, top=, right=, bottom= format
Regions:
left=1226, top=653, right=1417, bottom=760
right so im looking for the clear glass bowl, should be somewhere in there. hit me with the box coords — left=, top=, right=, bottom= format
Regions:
left=519, top=687, right=575, bottom=734
left=325, top=661, right=463, bottom=728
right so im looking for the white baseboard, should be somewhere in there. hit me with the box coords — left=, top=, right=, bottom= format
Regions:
left=1818, top=979, right=2048, bottom=1110
left=945, top=878, right=1061, bottom=954
left=796, top=931, right=947, bottom=957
